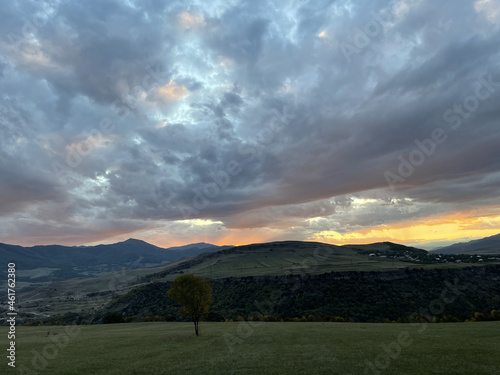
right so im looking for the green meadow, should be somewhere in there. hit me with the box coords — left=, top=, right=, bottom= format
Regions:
left=3, top=321, right=499, bottom=374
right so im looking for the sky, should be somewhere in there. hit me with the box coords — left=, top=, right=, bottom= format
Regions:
left=1, top=0, right=500, bottom=249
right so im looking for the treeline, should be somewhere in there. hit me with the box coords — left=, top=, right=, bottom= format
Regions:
left=21, top=309, right=500, bottom=326
left=107, top=265, right=500, bottom=323
left=22, top=265, right=500, bottom=325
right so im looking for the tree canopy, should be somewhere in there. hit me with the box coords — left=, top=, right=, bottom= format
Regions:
left=167, top=274, right=213, bottom=336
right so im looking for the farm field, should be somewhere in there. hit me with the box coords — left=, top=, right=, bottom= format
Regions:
left=3, top=321, right=499, bottom=374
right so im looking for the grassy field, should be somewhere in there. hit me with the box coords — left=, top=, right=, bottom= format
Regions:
left=3, top=322, right=499, bottom=374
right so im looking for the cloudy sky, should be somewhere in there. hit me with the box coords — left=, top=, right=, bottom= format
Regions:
left=1, top=0, right=500, bottom=249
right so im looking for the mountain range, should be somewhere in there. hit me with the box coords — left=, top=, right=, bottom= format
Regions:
left=432, top=233, right=500, bottom=255
left=1, top=233, right=499, bottom=285
left=2, top=234, right=499, bottom=322
left=0, top=239, right=228, bottom=281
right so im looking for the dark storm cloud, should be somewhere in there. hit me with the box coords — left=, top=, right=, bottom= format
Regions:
left=1, top=0, right=500, bottom=245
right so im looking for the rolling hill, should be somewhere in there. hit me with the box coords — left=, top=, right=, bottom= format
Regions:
left=0, top=241, right=408, bottom=321
left=432, top=233, right=500, bottom=255
left=141, top=240, right=498, bottom=282
left=0, top=239, right=227, bottom=284
left=141, top=240, right=405, bottom=282
left=5, top=239, right=500, bottom=322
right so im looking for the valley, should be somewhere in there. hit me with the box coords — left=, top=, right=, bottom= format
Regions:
left=2, top=237, right=499, bottom=324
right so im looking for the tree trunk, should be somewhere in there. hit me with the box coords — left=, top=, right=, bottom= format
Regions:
left=194, top=320, right=199, bottom=336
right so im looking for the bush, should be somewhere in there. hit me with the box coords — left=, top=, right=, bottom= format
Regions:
left=206, top=312, right=224, bottom=322
left=473, top=312, right=487, bottom=321
left=142, top=315, right=163, bottom=322
left=263, top=315, right=277, bottom=322
left=249, top=315, right=263, bottom=322
left=124, top=315, right=137, bottom=323
left=102, top=311, right=123, bottom=324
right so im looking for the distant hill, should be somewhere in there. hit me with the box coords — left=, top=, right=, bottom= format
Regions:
left=0, top=239, right=226, bottom=282
left=431, top=233, right=500, bottom=255
left=342, top=241, right=429, bottom=256
left=142, top=240, right=443, bottom=282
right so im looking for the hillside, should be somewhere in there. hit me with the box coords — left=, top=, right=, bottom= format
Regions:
left=6, top=240, right=500, bottom=322
left=0, top=239, right=225, bottom=286
left=432, top=233, right=500, bottom=255
left=343, top=241, right=428, bottom=255
left=142, top=241, right=408, bottom=282
left=142, top=240, right=500, bottom=282
left=60, top=265, right=500, bottom=324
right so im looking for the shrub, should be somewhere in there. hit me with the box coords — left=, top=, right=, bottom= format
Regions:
left=102, top=311, right=123, bottom=324
left=206, top=312, right=224, bottom=322
left=124, top=315, right=137, bottom=323
left=165, top=315, right=176, bottom=322
left=249, top=315, right=263, bottom=322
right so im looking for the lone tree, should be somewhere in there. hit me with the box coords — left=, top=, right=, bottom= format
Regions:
left=167, top=274, right=213, bottom=336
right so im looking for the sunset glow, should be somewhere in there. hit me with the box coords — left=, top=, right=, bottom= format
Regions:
left=311, top=213, right=500, bottom=248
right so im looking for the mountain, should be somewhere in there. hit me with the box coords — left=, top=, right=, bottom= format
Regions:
left=165, top=242, right=228, bottom=254
left=0, top=239, right=225, bottom=283
left=431, top=233, right=500, bottom=255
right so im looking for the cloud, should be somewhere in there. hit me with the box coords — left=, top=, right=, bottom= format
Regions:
left=155, top=81, right=189, bottom=102
left=475, top=0, right=500, bottom=24
left=1, top=0, right=500, bottom=247
left=177, top=11, right=206, bottom=30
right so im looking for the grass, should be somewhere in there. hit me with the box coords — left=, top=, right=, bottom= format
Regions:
left=3, top=321, right=499, bottom=374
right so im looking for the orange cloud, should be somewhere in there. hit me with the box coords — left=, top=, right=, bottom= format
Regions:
left=310, top=210, right=500, bottom=246
left=156, top=81, right=188, bottom=102
left=85, top=207, right=500, bottom=250
left=177, top=11, right=206, bottom=30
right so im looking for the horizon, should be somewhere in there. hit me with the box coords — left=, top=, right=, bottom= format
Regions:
left=1, top=1, right=500, bottom=250
left=3, top=233, right=498, bottom=252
